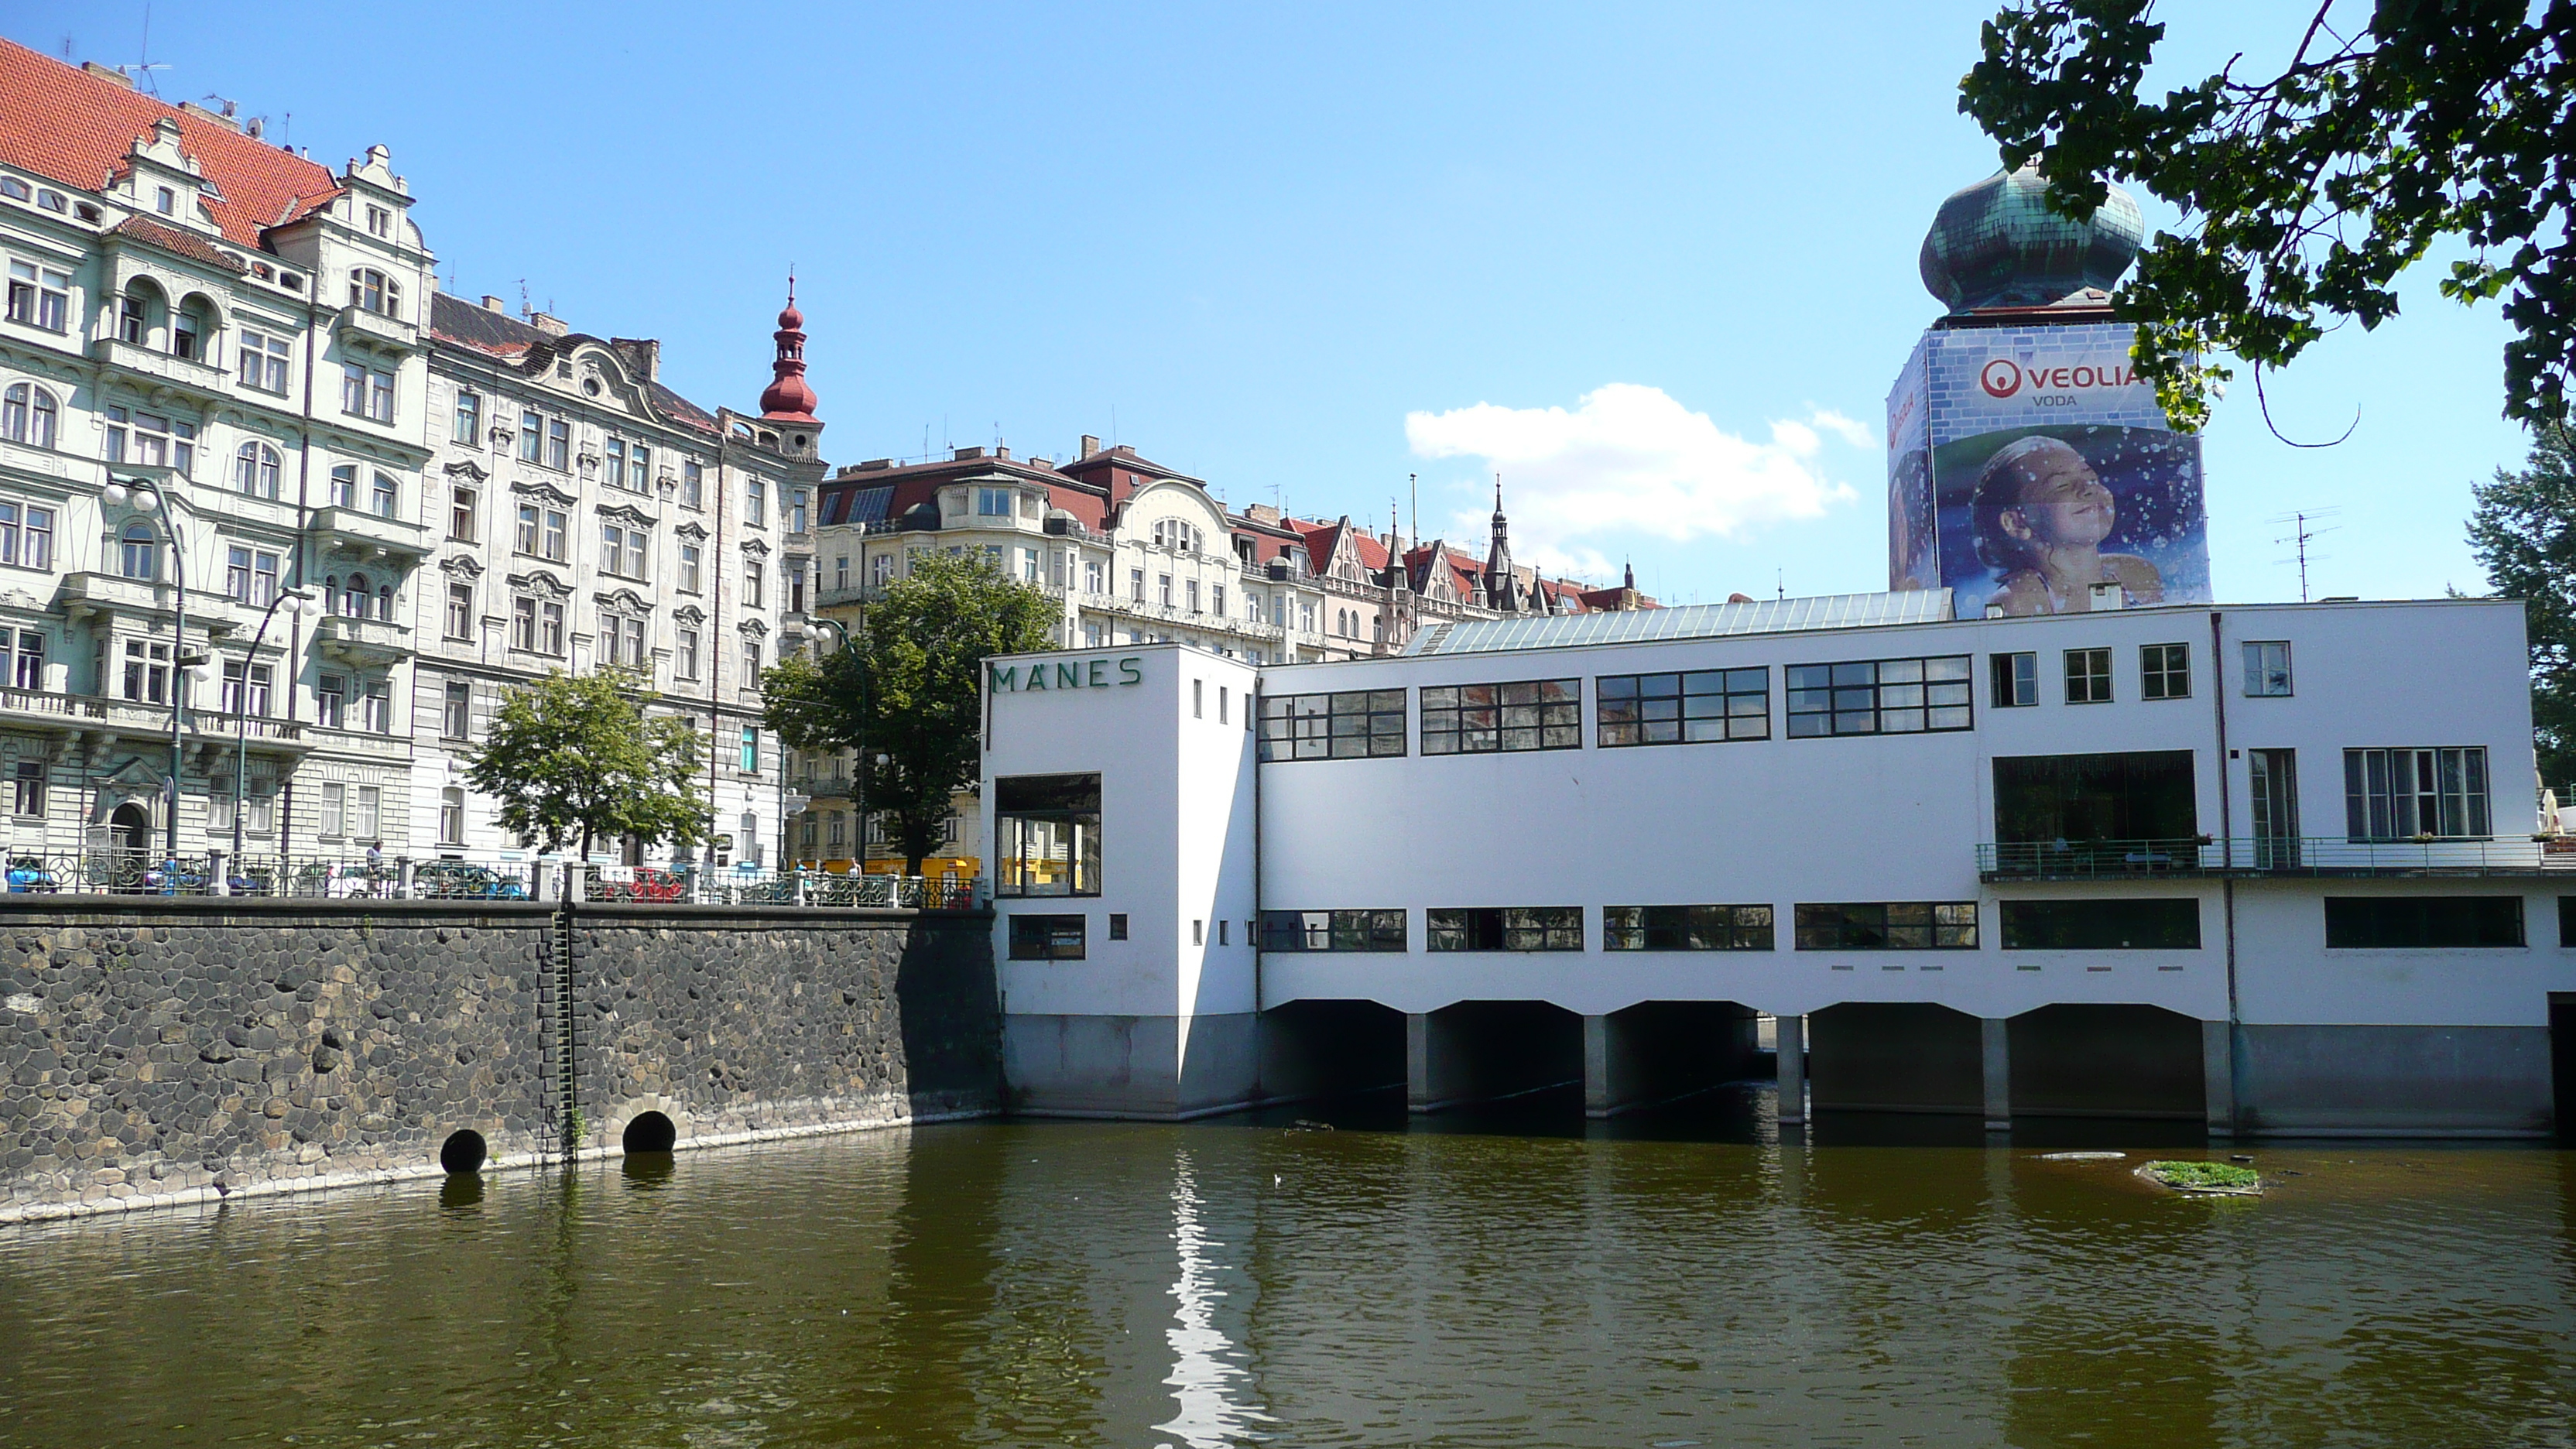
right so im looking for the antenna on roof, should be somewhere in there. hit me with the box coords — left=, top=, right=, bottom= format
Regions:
left=2269, top=506, right=2343, bottom=601
left=1776, top=568, right=1785, bottom=601
left=517, top=279, right=531, bottom=319
left=1410, top=472, right=1418, bottom=549
left=128, top=3, right=167, bottom=97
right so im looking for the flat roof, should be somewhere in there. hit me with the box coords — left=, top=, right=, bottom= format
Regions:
left=1403, top=591, right=1956, bottom=656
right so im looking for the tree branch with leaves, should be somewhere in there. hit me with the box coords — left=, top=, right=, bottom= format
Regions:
left=1961, top=0, right=2576, bottom=431
left=762, top=551, right=1057, bottom=876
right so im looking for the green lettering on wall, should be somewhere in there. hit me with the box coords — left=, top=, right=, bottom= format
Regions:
left=1057, top=662, right=1080, bottom=690
left=1119, top=657, right=1143, bottom=685
left=1088, top=659, right=1108, bottom=687
left=989, top=665, right=1018, bottom=693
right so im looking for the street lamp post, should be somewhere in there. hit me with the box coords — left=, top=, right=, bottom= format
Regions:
left=101, top=479, right=207, bottom=874
left=231, top=587, right=313, bottom=868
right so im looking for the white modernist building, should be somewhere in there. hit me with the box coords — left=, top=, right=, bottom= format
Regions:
left=983, top=592, right=2576, bottom=1136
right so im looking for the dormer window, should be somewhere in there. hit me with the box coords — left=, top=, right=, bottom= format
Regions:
left=1152, top=519, right=1202, bottom=554
left=365, top=205, right=391, bottom=238
left=37, top=190, right=67, bottom=214
left=348, top=267, right=400, bottom=319
left=975, top=487, right=1011, bottom=517
left=155, top=186, right=175, bottom=215
left=0, top=178, right=24, bottom=201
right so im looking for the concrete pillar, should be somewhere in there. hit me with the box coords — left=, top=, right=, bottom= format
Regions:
left=2202, top=1019, right=2237, bottom=1137
left=1583, top=1015, right=1624, bottom=1118
left=207, top=848, right=228, bottom=896
left=1981, top=1016, right=2011, bottom=1132
left=1776, top=1013, right=1806, bottom=1125
left=1406, top=1012, right=1441, bottom=1113
left=395, top=856, right=414, bottom=900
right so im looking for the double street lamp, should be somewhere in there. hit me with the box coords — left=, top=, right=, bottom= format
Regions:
left=100, top=478, right=207, bottom=870
left=230, top=585, right=314, bottom=865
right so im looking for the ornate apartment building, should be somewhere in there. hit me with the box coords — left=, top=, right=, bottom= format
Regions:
left=0, top=40, right=809, bottom=871
left=793, top=442, right=1654, bottom=871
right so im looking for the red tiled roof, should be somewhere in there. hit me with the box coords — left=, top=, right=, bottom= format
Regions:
left=107, top=214, right=246, bottom=271
left=0, top=39, right=340, bottom=248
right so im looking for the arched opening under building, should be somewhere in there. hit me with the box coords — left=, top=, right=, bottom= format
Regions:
left=1407, top=1000, right=1585, bottom=1112
left=2007, top=1004, right=2207, bottom=1120
left=1584, top=1001, right=1762, bottom=1117
left=621, top=1110, right=677, bottom=1154
left=437, top=1129, right=487, bottom=1174
left=1259, top=999, right=1406, bottom=1103
left=1808, top=1002, right=1985, bottom=1115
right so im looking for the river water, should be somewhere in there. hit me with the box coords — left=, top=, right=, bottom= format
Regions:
left=2, top=1090, right=2571, bottom=1448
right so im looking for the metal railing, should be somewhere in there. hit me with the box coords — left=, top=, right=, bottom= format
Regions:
left=0, top=850, right=987, bottom=908
left=1978, top=836, right=2576, bottom=879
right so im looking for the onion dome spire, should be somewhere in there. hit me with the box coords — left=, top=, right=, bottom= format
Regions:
left=759, top=273, right=820, bottom=421
left=1919, top=162, right=2144, bottom=313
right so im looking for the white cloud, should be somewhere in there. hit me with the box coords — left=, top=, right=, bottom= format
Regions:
left=1403, top=384, right=1864, bottom=573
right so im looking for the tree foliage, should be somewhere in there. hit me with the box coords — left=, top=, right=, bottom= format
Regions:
left=2468, top=424, right=2576, bottom=787
left=1961, top=0, right=2576, bottom=431
left=464, top=669, right=707, bottom=858
left=762, top=552, right=1057, bottom=875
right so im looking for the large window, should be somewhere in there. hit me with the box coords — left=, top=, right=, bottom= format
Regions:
left=0, top=498, right=56, bottom=570
left=1785, top=655, right=1971, bottom=737
left=233, top=441, right=281, bottom=498
left=1008, top=914, right=1088, bottom=961
left=1422, top=678, right=1579, bottom=754
left=2, top=382, right=58, bottom=447
left=1598, top=669, right=1768, bottom=746
left=1604, top=904, right=1774, bottom=951
left=995, top=773, right=1101, bottom=897
left=2345, top=747, right=2489, bottom=841
left=1793, top=902, right=1978, bottom=950
left=1992, top=751, right=2197, bottom=846
left=2000, top=899, right=2201, bottom=949
left=452, top=388, right=480, bottom=444
left=1259, top=909, right=1407, bottom=951
left=2325, top=896, right=2523, bottom=948
left=1259, top=690, right=1406, bottom=761
left=1427, top=906, right=1582, bottom=951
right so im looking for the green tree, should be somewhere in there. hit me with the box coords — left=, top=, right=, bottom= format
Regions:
left=763, top=551, right=1056, bottom=875
left=2468, top=424, right=2576, bottom=787
left=1960, top=1, right=2576, bottom=431
left=464, top=669, right=708, bottom=858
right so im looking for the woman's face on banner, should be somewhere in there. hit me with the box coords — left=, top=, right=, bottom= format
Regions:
left=2003, top=442, right=2115, bottom=549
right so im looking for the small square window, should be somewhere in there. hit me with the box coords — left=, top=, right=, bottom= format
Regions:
left=2064, top=648, right=2112, bottom=704
left=2141, top=642, right=2191, bottom=700
left=2243, top=640, right=2293, bottom=697
left=1108, top=913, right=1129, bottom=940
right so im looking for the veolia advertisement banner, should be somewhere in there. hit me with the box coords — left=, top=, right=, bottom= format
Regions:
left=1886, top=321, right=2209, bottom=618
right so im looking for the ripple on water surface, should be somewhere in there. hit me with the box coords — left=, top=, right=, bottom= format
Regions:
left=0, top=1112, right=2571, bottom=1448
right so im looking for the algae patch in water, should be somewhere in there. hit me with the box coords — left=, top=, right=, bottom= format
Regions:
left=2140, top=1160, right=2262, bottom=1195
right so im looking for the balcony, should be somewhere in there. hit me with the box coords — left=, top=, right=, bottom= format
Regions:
left=312, top=614, right=413, bottom=666
left=87, top=337, right=228, bottom=399
left=310, top=506, right=430, bottom=565
left=0, top=683, right=309, bottom=755
left=1977, top=836, right=2576, bottom=882
left=334, top=303, right=420, bottom=354
left=56, top=570, right=212, bottom=623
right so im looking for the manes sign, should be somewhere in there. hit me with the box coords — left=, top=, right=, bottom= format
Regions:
left=989, top=655, right=1144, bottom=694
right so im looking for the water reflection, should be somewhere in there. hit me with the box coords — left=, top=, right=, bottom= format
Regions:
left=0, top=1120, right=2569, bottom=1447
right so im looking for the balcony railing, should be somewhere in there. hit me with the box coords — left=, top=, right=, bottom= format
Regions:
left=87, top=337, right=228, bottom=397
left=1978, top=836, right=2576, bottom=880
left=310, top=506, right=430, bottom=564
left=0, top=684, right=307, bottom=745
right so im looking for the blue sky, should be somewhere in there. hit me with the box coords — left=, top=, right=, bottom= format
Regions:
left=19, top=1, right=2533, bottom=605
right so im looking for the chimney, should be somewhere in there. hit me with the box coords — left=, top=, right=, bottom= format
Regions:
left=529, top=311, right=568, bottom=337
left=1079, top=434, right=1100, bottom=458
left=481, top=295, right=506, bottom=312
left=83, top=61, right=135, bottom=90
left=994, top=445, right=1011, bottom=461
left=953, top=446, right=987, bottom=461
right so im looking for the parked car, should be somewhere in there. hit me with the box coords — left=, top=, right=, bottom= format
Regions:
left=5, top=856, right=57, bottom=892
left=416, top=862, right=529, bottom=901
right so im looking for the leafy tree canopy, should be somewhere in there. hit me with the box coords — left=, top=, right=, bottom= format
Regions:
left=763, top=551, right=1056, bottom=875
left=463, top=669, right=707, bottom=858
left=2468, top=424, right=2576, bottom=787
left=1961, top=0, right=2576, bottom=431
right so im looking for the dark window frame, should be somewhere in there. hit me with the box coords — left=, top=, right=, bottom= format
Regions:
left=1597, top=668, right=1769, bottom=747
left=1259, top=689, right=1406, bottom=762
left=1603, top=904, right=1774, bottom=951
left=1422, top=677, right=1581, bottom=754
left=1785, top=655, right=1972, bottom=738
left=1258, top=909, right=1407, bottom=952
left=2324, top=896, right=2523, bottom=948
left=1008, top=913, right=1088, bottom=961
left=992, top=772, right=1102, bottom=898
left=2342, top=746, right=2492, bottom=841
left=1427, top=906, right=1584, bottom=952
left=2000, top=898, right=2201, bottom=950
left=1793, top=901, right=1978, bottom=951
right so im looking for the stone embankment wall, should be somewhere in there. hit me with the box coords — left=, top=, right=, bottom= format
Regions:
left=0, top=899, right=999, bottom=1222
